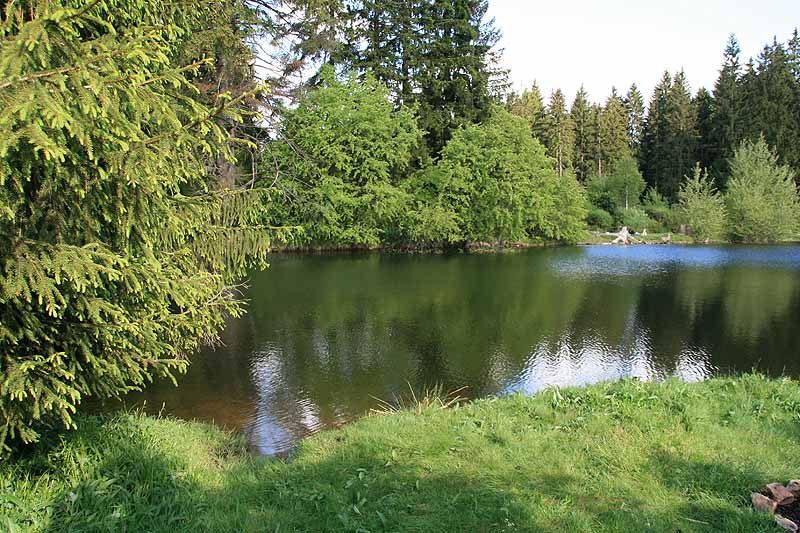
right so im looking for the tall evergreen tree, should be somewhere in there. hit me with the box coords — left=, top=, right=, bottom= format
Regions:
left=694, top=87, right=715, bottom=172
left=506, top=82, right=547, bottom=142
left=741, top=39, right=800, bottom=172
left=709, top=34, right=743, bottom=183
left=342, top=0, right=500, bottom=156
left=570, top=85, right=594, bottom=182
left=588, top=103, right=604, bottom=177
left=417, top=0, right=500, bottom=154
left=0, top=0, right=271, bottom=448
left=599, top=87, right=632, bottom=176
left=543, top=89, right=575, bottom=176
left=789, top=29, right=800, bottom=178
left=640, top=71, right=672, bottom=194
left=624, top=84, right=645, bottom=160
left=660, top=70, right=699, bottom=200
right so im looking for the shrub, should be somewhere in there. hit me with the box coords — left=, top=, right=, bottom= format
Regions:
left=267, top=67, right=421, bottom=247
left=642, top=188, right=672, bottom=230
left=605, top=157, right=647, bottom=211
left=725, top=137, right=800, bottom=243
left=432, top=108, right=587, bottom=243
left=678, top=165, right=727, bottom=242
left=587, top=208, right=615, bottom=230
left=621, top=208, right=654, bottom=233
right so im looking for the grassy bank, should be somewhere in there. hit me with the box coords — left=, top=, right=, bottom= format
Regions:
left=2, top=376, right=799, bottom=532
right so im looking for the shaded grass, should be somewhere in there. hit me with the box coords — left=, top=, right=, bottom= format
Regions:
left=2, top=375, right=799, bottom=532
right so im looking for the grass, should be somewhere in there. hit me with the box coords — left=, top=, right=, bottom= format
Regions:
left=2, top=375, right=799, bottom=532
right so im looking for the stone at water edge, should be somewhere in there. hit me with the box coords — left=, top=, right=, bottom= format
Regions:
left=787, top=480, right=800, bottom=497
left=775, top=515, right=799, bottom=532
left=752, top=493, right=778, bottom=513
left=768, top=483, right=797, bottom=505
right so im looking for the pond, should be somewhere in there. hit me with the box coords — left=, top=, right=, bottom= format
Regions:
left=94, top=245, right=800, bottom=455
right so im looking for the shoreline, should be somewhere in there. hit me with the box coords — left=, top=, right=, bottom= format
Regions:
left=268, top=232, right=800, bottom=254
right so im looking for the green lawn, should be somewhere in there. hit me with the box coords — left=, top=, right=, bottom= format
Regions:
left=3, top=375, right=799, bottom=532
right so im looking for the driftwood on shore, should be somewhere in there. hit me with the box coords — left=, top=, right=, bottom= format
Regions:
left=604, top=227, right=672, bottom=245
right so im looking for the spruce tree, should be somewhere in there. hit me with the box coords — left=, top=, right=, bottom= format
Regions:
left=543, top=89, right=575, bottom=176
left=506, top=82, right=547, bottom=142
left=694, top=88, right=715, bottom=173
left=624, top=84, right=645, bottom=160
left=588, top=103, right=604, bottom=177
left=600, top=87, right=632, bottom=175
left=679, top=165, right=727, bottom=242
left=0, top=0, right=270, bottom=449
left=709, top=34, right=743, bottom=183
left=661, top=70, right=699, bottom=200
left=726, top=137, right=800, bottom=242
left=416, top=0, right=499, bottom=155
left=640, top=71, right=672, bottom=194
left=570, top=85, right=594, bottom=182
left=741, top=39, right=800, bottom=172
left=342, top=0, right=500, bottom=157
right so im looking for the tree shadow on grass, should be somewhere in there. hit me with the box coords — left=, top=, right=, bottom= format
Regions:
left=642, top=449, right=777, bottom=532
left=1, top=415, right=221, bottom=533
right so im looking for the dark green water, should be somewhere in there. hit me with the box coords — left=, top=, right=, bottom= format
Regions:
left=97, top=245, right=800, bottom=454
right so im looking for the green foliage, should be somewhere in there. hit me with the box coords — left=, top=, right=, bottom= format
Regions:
left=599, top=88, right=631, bottom=174
left=586, top=207, right=614, bottom=230
left=709, top=35, right=744, bottom=184
left=546, top=172, right=590, bottom=242
left=570, top=85, right=594, bottom=182
left=678, top=165, right=727, bottom=242
left=506, top=82, right=547, bottom=142
left=267, top=68, right=421, bottom=246
left=0, top=0, right=269, bottom=450
left=641, top=188, right=672, bottom=229
left=641, top=71, right=699, bottom=200
left=606, top=157, right=647, bottom=210
left=430, top=108, right=586, bottom=243
left=586, top=176, right=617, bottom=217
left=542, top=89, right=574, bottom=176
left=739, top=38, right=800, bottom=173
left=587, top=156, right=646, bottom=226
left=621, top=207, right=654, bottom=233
left=725, top=137, right=800, bottom=242
left=340, top=0, right=500, bottom=156
left=624, top=84, right=645, bottom=160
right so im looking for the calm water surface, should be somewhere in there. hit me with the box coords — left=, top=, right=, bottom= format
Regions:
left=95, top=245, right=800, bottom=454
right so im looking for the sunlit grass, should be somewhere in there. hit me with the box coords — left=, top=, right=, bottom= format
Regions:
left=2, top=375, right=798, bottom=532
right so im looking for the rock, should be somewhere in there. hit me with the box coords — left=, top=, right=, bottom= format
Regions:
left=768, top=483, right=797, bottom=505
left=787, top=480, right=800, bottom=497
left=752, top=492, right=778, bottom=513
left=775, top=515, right=799, bottom=532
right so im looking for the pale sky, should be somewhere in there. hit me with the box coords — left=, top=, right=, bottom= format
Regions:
left=487, top=0, right=800, bottom=106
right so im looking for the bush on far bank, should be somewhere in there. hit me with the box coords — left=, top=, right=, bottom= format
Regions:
left=679, top=164, right=727, bottom=242
left=725, top=136, right=800, bottom=243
